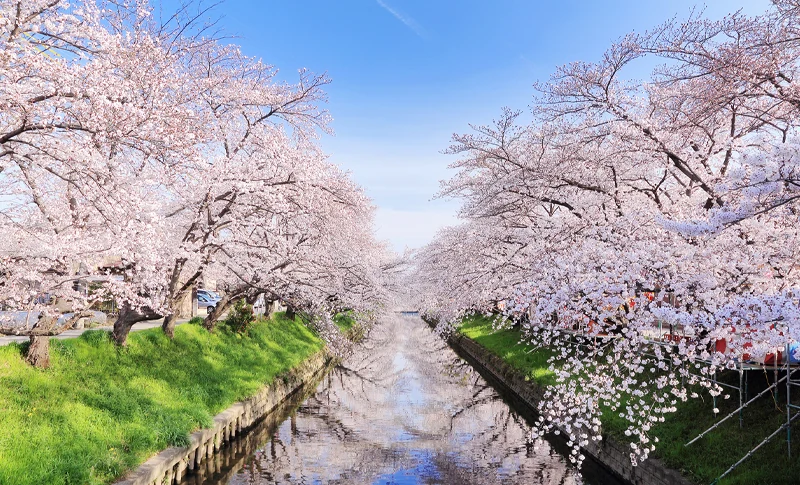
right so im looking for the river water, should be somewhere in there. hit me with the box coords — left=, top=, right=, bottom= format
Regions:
left=180, top=314, right=624, bottom=485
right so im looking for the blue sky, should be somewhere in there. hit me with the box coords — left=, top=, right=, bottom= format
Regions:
left=159, top=0, right=771, bottom=252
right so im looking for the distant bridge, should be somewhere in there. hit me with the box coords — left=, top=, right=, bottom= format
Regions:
left=394, top=310, right=420, bottom=315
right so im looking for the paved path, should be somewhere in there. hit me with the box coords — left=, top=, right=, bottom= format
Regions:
left=0, top=317, right=192, bottom=346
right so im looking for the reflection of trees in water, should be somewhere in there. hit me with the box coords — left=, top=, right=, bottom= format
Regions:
left=424, top=450, right=580, bottom=485
left=220, top=315, right=583, bottom=485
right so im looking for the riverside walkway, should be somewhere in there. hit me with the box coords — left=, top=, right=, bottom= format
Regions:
left=0, top=317, right=191, bottom=347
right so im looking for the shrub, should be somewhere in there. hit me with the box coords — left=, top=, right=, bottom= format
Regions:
left=223, top=299, right=255, bottom=334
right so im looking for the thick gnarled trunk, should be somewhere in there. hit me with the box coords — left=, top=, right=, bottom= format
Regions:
left=161, top=293, right=190, bottom=339
left=161, top=313, right=178, bottom=339
left=162, top=287, right=198, bottom=338
left=25, top=315, right=58, bottom=368
left=25, top=335, right=52, bottom=368
left=112, top=304, right=161, bottom=346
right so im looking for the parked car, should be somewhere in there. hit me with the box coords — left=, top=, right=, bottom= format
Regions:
left=197, top=294, right=218, bottom=315
left=197, top=289, right=221, bottom=301
left=197, top=290, right=221, bottom=315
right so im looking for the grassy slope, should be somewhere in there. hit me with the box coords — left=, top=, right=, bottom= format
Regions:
left=459, top=315, right=556, bottom=386
left=457, top=314, right=800, bottom=485
left=0, top=313, right=323, bottom=485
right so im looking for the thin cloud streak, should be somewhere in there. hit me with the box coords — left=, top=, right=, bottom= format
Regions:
left=376, top=0, right=426, bottom=38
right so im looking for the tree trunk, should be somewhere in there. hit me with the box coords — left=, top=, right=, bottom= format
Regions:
left=203, top=294, right=233, bottom=332
left=24, top=315, right=58, bottom=369
left=163, top=287, right=195, bottom=339
left=285, top=306, right=296, bottom=320
left=112, top=305, right=136, bottom=346
left=162, top=313, right=178, bottom=339
left=265, top=300, right=277, bottom=317
left=25, top=336, right=51, bottom=368
left=113, top=304, right=160, bottom=346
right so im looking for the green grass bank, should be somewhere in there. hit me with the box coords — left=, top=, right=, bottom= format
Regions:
left=457, top=314, right=800, bottom=485
left=0, top=313, right=323, bottom=485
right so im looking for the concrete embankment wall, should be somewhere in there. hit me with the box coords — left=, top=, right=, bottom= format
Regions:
left=447, top=332, right=694, bottom=485
left=115, top=351, right=331, bottom=485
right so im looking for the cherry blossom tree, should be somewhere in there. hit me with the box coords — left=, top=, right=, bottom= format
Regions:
left=109, top=36, right=335, bottom=344
left=414, top=0, right=800, bottom=466
left=0, top=0, right=391, bottom=363
left=0, top=0, right=208, bottom=363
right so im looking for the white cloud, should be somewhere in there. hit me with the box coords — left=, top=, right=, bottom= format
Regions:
left=376, top=0, right=426, bottom=38
left=375, top=207, right=459, bottom=252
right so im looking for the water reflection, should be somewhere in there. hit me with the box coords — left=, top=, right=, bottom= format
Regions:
left=183, top=315, right=623, bottom=485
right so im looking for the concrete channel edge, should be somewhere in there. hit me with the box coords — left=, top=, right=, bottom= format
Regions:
left=114, top=350, right=332, bottom=485
left=447, top=333, right=694, bottom=485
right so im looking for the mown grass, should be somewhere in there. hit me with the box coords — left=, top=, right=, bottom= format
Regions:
left=457, top=314, right=800, bottom=485
left=0, top=312, right=323, bottom=485
left=458, top=314, right=556, bottom=386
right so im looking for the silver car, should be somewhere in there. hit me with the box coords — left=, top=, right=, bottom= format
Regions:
left=197, top=293, right=220, bottom=314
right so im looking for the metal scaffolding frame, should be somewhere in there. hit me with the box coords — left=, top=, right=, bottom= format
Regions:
left=561, top=324, right=800, bottom=484
left=680, top=343, right=800, bottom=485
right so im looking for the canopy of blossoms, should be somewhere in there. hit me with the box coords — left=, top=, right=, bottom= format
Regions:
left=413, top=0, right=800, bottom=466
left=0, top=0, right=392, bottom=361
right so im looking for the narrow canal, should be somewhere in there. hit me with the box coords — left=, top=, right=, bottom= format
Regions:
left=181, top=315, right=624, bottom=485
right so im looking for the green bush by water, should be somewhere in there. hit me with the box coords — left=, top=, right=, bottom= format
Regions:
left=334, top=311, right=368, bottom=342
left=333, top=312, right=356, bottom=332
left=0, top=312, right=323, bottom=485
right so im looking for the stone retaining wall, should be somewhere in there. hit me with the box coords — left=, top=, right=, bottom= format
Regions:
left=448, top=333, right=693, bottom=485
left=115, top=351, right=331, bottom=485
